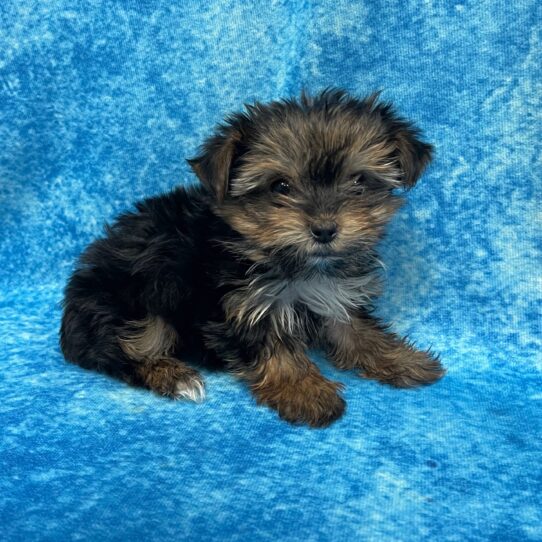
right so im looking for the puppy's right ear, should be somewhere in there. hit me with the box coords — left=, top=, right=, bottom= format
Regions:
left=187, top=122, right=244, bottom=203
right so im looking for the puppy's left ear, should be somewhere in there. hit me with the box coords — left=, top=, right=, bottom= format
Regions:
left=187, top=122, right=244, bottom=203
left=393, top=123, right=434, bottom=188
left=377, top=103, right=433, bottom=188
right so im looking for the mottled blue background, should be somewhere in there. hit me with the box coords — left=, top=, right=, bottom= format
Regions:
left=1, top=1, right=541, bottom=541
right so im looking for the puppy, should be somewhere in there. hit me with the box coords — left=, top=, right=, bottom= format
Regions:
left=60, top=89, right=444, bottom=427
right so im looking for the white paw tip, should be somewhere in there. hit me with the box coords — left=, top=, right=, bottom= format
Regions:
left=174, top=376, right=206, bottom=403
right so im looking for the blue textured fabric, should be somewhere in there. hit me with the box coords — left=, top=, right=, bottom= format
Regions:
left=1, top=2, right=541, bottom=541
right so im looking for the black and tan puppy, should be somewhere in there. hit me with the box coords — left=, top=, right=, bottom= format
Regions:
left=60, top=89, right=444, bottom=427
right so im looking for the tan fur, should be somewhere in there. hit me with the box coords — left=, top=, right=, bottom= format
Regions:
left=119, top=315, right=177, bottom=361
left=239, top=346, right=345, bottom=427
left=217, top=202, right=311, bottom=253
left=344, top=139, right=402, bottom=186
left=337, top=198, right=403, bottom=247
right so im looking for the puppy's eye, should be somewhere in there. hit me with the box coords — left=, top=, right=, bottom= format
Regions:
left=350, top=174, right=368, bottom=193
left=270, top=179, right=291, bottom=195
left=352, top=174, right=366, bottom=186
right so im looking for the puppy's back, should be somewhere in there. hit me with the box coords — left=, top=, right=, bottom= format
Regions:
left=59, top=183, right=213, bottom=379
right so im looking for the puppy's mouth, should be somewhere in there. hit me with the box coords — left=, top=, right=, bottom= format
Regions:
left=306, top=246, right=343, bottom=264
left=308, top=250, right=337, bottom=259
left=307, top=253, right=338, bottom=263
left=307, top=243, right=340, bottom=257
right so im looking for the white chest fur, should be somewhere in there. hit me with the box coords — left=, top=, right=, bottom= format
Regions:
left=226, top=272, right=379, bottom=332
left=273, top=275, right=376, bottom=319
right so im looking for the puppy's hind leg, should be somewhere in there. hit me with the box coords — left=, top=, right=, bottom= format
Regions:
left=119, top=316, right=205, bottom=401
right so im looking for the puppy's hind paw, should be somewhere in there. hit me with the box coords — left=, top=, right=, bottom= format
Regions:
left=173, top=372, right=206, bottom=403
left=138, top=358, right=206, bottom=402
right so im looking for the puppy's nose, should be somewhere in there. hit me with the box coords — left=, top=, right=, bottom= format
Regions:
left=310, top=222, right=338, bottom=244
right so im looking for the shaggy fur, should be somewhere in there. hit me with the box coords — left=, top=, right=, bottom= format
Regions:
left=60, top=89, right=444, bottom=427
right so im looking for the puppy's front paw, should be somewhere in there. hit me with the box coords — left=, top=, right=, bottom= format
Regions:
left=364, top=349, right=445, bottom=388
left=253, top=374, right=346, bottom=428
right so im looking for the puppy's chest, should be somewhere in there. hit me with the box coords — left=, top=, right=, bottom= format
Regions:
left=272, top=277, right=362, bottom=316
left=228, top=273, right=378, bottom=329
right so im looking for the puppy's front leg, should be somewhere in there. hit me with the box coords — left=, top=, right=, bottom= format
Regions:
left=323, top=314, right=444, bottom=388
left=240, top=344, right=345, bottom=428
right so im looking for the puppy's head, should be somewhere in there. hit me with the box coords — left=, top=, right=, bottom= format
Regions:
left=189, top=89, right=433, bottom=271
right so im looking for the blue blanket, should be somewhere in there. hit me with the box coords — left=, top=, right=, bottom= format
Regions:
left=1, top=1, right=541, bottom=540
